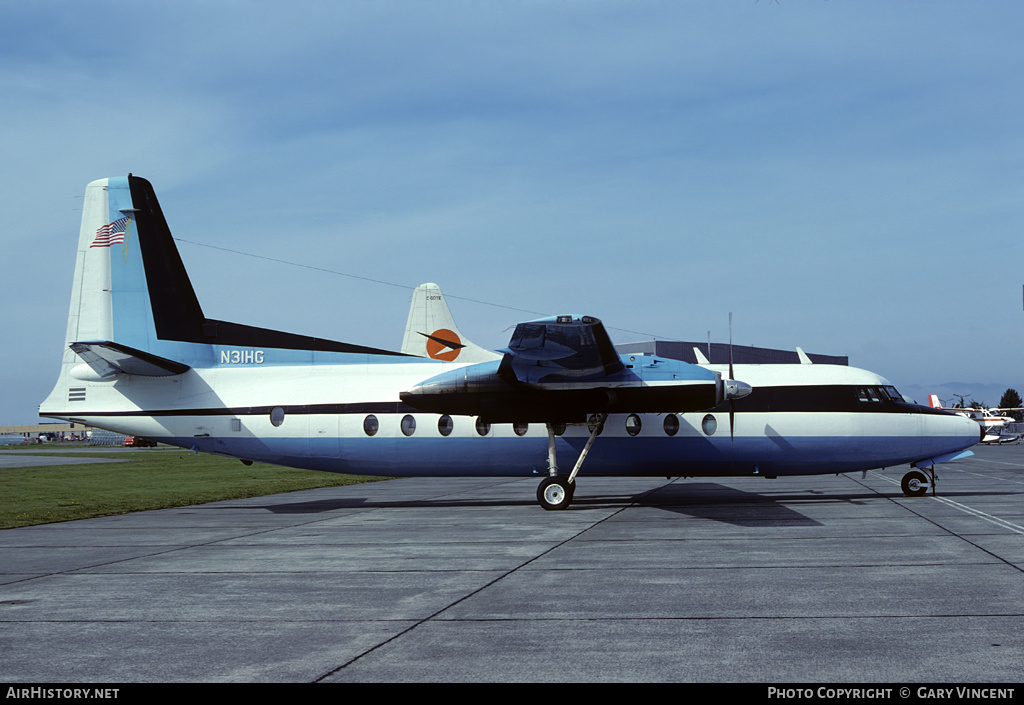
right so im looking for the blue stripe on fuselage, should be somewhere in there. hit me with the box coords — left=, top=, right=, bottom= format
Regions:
left=165, top=431, right=966, bottom=478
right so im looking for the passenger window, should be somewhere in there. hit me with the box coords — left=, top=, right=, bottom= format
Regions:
left=363, top=415, right=378, bottom=437
left=401, top=415, right=416, bottom=437
left=663, top=414, right=679, bottom=437
left=625, top=414, right=642, bottom=437
left=513, top=422, right=528, bottom=437
left=475, top=418, right=491, bottom=436
left=438, top=415, right=453, bottom=437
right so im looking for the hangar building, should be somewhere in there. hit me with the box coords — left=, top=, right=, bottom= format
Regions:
left=616, top=341, right=848, bottom=366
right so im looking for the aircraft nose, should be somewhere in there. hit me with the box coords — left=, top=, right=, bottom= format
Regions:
left=955, top=412, right=984, bottom=447
left=919, top=407, right=983, bottom=457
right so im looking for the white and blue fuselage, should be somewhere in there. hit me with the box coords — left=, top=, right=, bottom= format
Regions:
left=39, top=176, right=980, bottom=504
left=48, top=350, right=980, bottom=478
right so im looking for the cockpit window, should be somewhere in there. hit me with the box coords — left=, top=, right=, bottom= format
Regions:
left=857, top=386, right=905, bottom=404
left=880, top=386, right=904, bottom=403
left=856, top=387, right=881, bottom=403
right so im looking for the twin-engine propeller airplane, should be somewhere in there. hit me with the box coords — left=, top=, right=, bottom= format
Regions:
left=40, top=176, right=982, bottom=509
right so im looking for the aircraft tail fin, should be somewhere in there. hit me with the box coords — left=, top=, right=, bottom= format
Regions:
left=55, top=176, right=208, bottom=363
left=401, top=283, right=500, bottom=363
left=928, top=394, right=942, bottom=409
left=54, top=175, right=403, bottom=362
left=41, top=176, right=207, bottom=413
left=41, top=174, right=405, bottom=418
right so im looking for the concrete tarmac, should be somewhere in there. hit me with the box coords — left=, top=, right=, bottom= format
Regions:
left=1, top=444, right=1022, bottom=683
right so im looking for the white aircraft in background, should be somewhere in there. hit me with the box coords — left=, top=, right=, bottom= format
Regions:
left=927, top=395, right=1022, bottom=444
left=40, top=176, right=981, bottom=509
left=401, top=283, right=500, bottom=363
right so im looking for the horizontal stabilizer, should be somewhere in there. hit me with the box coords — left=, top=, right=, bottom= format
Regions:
left=70, top=341, right=190, bottom=377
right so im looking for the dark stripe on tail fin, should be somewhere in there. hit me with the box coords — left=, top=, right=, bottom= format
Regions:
left=127, top=176, right=407, bottom=356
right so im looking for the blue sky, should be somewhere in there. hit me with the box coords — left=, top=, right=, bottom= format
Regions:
left=2, top=1, right=1023, bottom=423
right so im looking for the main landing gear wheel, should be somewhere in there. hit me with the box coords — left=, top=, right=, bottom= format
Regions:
left=537, top=476, right=574, bottom=511
left=536, top=414, right=604, bottom=510
left=901, top=470, right=928, bottom=497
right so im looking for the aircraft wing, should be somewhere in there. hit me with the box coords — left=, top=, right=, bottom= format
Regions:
left=401, top=315, right=750, bottom=423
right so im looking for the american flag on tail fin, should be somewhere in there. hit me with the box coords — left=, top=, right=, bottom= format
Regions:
left=91, top=216, right=131, bottom=248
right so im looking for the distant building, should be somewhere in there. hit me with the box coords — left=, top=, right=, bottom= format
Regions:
left=0, top=422, right=107, bottom=443
left=616, top=340, right=848, bottom=366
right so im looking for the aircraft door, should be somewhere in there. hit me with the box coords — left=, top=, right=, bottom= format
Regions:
left=309, top=414, right=340, bottom=459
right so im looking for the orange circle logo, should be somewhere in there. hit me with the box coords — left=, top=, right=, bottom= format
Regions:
left=426, top=329, right=463, bottom=361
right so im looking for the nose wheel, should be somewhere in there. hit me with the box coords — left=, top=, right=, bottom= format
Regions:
left=901, top=469, right=931, bottom=497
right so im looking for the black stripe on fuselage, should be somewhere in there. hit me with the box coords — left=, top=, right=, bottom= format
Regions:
left=711, top=385, right=953, bottom=415
left=62, top=386, right=954, bottom=418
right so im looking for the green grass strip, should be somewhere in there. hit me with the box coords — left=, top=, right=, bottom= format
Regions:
left=0, top=449, right=385, bottom=529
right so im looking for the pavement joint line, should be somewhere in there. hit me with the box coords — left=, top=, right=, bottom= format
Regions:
left=867, top=471, right=1024, bottom=534
left=856, top=473, right=1024, bottom=576
left=312, top=478, right=669, bottom=682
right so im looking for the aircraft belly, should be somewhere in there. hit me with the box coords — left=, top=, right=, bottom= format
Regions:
left=64, top=407, right=979, bottom=479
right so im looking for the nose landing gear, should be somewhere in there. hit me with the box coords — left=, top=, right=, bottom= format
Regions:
left=901, top=468, right=932, bottom=497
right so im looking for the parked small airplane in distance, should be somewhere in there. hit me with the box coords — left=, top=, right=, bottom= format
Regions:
left=927, top=395, right=1022, bottom=444
left=40, top=176, right=982, bottom=509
